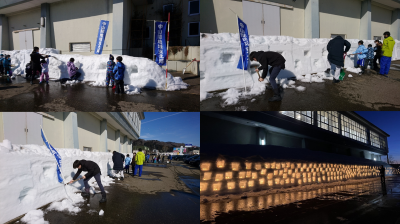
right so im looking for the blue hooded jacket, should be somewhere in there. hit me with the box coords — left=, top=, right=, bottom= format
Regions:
left=3, top=58, right=11, bottom=68
left=113, top=62, right=125, bottom=80
left=353, top=45, right=368, bottom=60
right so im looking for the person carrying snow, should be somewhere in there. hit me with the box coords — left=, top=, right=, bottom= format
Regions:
left=106, top=54, right=116, bottom=87
left=30, top=47, right=49, bottom=84
left=249, top=51, right=286, bottom=102
left=70, top=160, right=107, bottom=203
left=3, top=55, right=12, bottom=77
left=380, top=31, right=395, bottom=77
left=133, top=148, right=145, bottom=177
left=124, top=154, right=131, bottom=174
left=113, top=56, right=126, bottom=94
left=366, top=44, right=375, bottom=70
left=0, top=54, right=4, bottom=75
left=67, top=58, right=81, bottom=80
left=112, top=151, right=125, bottom=180
left=327, top=35, right=351, bottom=83
left=373, top=40, right=383, bottom=72
left=39, top=58, right=50, bottom=84
left=349, top=40, right=368, bottom=75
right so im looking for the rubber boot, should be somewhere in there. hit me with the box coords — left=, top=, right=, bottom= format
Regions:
left=99, top=193, right=107, bottom=203
left=81, top=188, right=90, bottom=198
left=268, top=88, right=282, bottom=102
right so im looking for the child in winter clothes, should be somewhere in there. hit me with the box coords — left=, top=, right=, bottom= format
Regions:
left=25, top=61, right=32, bottom=78
left=124, top=154, right=131, bottom=174
left=113, top=56, right=125, bottom=94
left=350, top=40, right=369, bottom=74
left=67, top=58, right=81, bottom=80
left=373, top=40, right=383, bottom=72
left=366, top=44, right=375, bottom=70
left=39, top=58, right=50, bottom=84
left=0, top=54, right=4, bottom=75
left=106, top=54, right=116, bottom=87
left=3, top=55, right=12, bottom=76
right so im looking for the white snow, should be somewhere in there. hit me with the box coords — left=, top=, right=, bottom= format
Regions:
left=346, top=67, right=362, bottom=73
left=220, top=88, right=242, bottom=106
left=0, top=139, right=116, bottom=224
left=1, top=48, right=188, bottom=91
left=348, top=74, right=353, bottom=78
left=20, top=209, right=48, bottom=224
left=99, top=209, right=104, bottom=216
left=296, top=86, right=306, bottom=92
left=200, top=33, right=400, bottom=103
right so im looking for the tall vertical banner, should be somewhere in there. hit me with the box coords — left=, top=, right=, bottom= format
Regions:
left=94, top=20, right=109, bottom=55
left=237, top=17, right=250, bottom=70
left=155, top=21, right=168, bottom=66
left=41, top=128, right=63, bottom=183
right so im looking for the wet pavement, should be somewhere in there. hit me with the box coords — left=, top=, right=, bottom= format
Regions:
left=200, top=176, right=400, bottom=223
left=11, top=162, right=200, bottom=224
left=0, top=72, right=199, bottom=112
left=201, top=61, right=400, bottom=111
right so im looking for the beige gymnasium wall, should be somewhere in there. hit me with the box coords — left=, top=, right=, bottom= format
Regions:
left=42, top=113, right=65, bottom=149
left=279, top=0, right=305, bottom=38
left=50, top=0, right=113, bottom=55
left=107, top=125, right=115, bottom=152
left=77, top=113, right=100, bottom=152
left=371, top=4, right=392, bottom=39
left=7, top=8, right=41, bottom=50
left=200, top=0, right=243, bottom=34
left=319, top=0, right=361, bottom=39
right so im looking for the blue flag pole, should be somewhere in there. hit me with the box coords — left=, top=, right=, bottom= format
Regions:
left=236, top=14, right=247, bottom=92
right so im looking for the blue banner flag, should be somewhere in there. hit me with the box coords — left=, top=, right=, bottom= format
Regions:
left=155, top=22, right=168, bottom=66
left=94, top=20, right=109, bottom=55
left=237, top=17, right=250, bottom=70
left=41, top=129, right=63, bottom=183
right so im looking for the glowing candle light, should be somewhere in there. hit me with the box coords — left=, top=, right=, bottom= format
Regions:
left=225, top=172, right=232, bottom=180
left=312, top=177, right=316, bottom=182
left=288, top=169, right=292, bottom=175
left=240, top=180, right=247, bottom=188
left=307, top=173, right=311, bottom=178
left=322, top=176, right=326, bottom=181
left=318, top=177, right=321, bottom=182
left=200, top=163, right=211, bottom=171
left=267, top=173, right=273, bottom=180
left=279, top=170, right=283, bottom=176
left=203, top=172, right=212, bottom=181
left=303, top=177, right=307, bottom=183
left=200, top=182, right=208, bottom=191
left=274, top=170, right=278, bottom=176
left=268, top=180, right=273, bottom=186
left=239, top=171, right=245, bottom=179
left=252, top=172, right=258, bottom=179
left=255, top=163, right=261, bottom=170
left=286, top=162, right=291, bottom=168
left=227, top=182, right=235, bottom=190
left=215, top=173, right=223, bottom=181
left=246, top=171, right=251, bottom=178
left=261, top=169, right=266, bottom=175
left=271, top=162, right=276, bottom=169
left=284, top=168, right=288, bottom=173
left=213, top=183, right=221, bottom=191
left=276, top=163, right=281, bottom=170
left=231, top=162, right=240, bottom=171
left=245, top=162, right=252, bottom=170
left=275, top=178, right=280, bottom=185
left=216, top=160, right=225, bottom=168
left=283, top=173, right=287, bottom=179
left=298, top=179, right=302, bottom=185
left=265, top=163, right=271, bottom=169
left=248, top=180, right=254, bottom=187
left=259, top=178, right=265, bottom=185
left=280, top=179, right=285, bottom=185
left=296, top=173, right=301, bottom=179
left=285, top=178, right=290, bottom=184
left=290, top=178, right=295, bottom=184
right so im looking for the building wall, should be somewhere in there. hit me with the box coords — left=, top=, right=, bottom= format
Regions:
left=77, top=113, right=100, bottom=152
left=319, top=0, right=361, bottom=39
left=279, top=0, right=305, bottom=38
left=49, top=0, right=113, bottom=55
left=268, top=131, right=303, bottom=149
left=200, top=0, right=243, bottom=34
left=42, top=112, right=64, bottom=149
left=107, top=125, right=115, bottom=152
left=182, top=0, right=200, bottom=46
left=371, top=4, right=392, bottom=39
left=7, top=8, right=41, bottom=50
left=0, top=112, right=4, bottom=142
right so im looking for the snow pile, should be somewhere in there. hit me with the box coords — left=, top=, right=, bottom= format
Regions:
left=124, top=85, right=141, bottom=95
left=20, top=209, right=48, bottom=224
left=200, top=33, right=400, bottom=93
left=1, top=48, right=188, bottom=91
left=346, top=67, right=362, bottom=73
left=99, top=209, right=104, bottom=216
left=0, top=139, right=117, bottom=224
left=348, top=75, right=353, bottom=78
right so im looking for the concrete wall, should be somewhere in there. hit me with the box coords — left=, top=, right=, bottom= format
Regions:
left=182, top=0, right=200, bottom=46
left=200, top=0, right=243, bottom=34
left=50, top=0, right=113, bottom=55
left=42, top=112, right=64, bottom=149
left=371, top=4, right=392, bottom=39
left=7, top=8, right=41, bottom=50
left=77, top=112, right=100, bottom=152
left=107, top=125, right=115, bottom=152
left=319, top=0, right=361, bottom=39
left=280, top=0, right=305, bottom=38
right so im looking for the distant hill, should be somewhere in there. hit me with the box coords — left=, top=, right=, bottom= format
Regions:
left=132, top=139, right=187, bottom=152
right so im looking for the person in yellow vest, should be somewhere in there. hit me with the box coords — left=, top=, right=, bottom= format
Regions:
left=380, top=31, right=395, bottom=77
left=133, top=148, right=145, bottom=177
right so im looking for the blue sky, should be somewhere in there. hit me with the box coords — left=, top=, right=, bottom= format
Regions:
left=356, top=111, right=400, bottom=162
left=141, top=112, right=200, bottom=147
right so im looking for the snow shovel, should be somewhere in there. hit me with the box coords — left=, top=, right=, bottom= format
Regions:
left=256, top=70, right=261, bottom=79
left=65, top=177, right=83, bottom=185
left=182, top=58, right=196, bottom=74
left=338, top=53, right=347, bottom=81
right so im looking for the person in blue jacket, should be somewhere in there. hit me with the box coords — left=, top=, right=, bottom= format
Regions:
left=349, top=40, right=369, bottom=75
left=0, top=54, right=4, bottom=75
left=366, top=44, right=375, bottom=70
left=3, top=55, right=12, bottom=76
left=124, top=154, right=131, bottom=174
left=106, top=54, right=116, bottom=87
left=113, top=56, right=125, bottom=94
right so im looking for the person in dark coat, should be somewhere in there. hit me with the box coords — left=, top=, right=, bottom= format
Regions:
left=373, top=40, right=382, bottom=72
left=250, top=51, right=286, bottom=102
left=112, top=151, right=125, bottom=180
left=30, top=47, right=49, bottom=85
left=378, top=165, right=386, bottom=184
left=327, top=36, right=351, bottom=83
left=69, top=160, right=107, bottom=203
left=131, top=152, right=136, bottom=176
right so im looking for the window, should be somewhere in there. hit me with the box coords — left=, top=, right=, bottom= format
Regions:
left=145, top=26, right=150, bottom=39
left=380, top=136, right=386, bottom=149
left=374, top=36, right=381, bottom=40
left=163, top=4, right=174, bottom=17
left=188, top=0, right=200, bottom=16
left=331, top=34, right=346, bottom=39
left=70, top=42, right=91, bottom=52
left=279, top=111, right=313, bottom=125
left=370, top=130, right=386, bottom=149
left=188, top=22, right=200, bottom=36
left=341, top=115, right=367, bottom=143
left=83, top=147, right=92, bottom=152
left=317, top=111, right=339, bottom=134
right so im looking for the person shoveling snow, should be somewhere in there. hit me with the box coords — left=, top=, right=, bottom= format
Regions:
left=70, top=160, right=107, bottom=203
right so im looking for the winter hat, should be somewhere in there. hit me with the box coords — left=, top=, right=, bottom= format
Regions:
left=109, top=54, right=114, bottom=60
left=384, top=31, right=390, bottom=36
left=368, top=44, right=372, bottom=47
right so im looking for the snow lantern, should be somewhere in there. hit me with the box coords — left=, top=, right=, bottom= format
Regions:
left=274, top=178, right=280, bottom=185
left=239, top=180, right=247, bottom=189
left=276, top=163, right=281, bottom=170
left=268, top=180, right=273, bottom=186
left=252, top=172, right=258, bottom=179
left=200, top=182, right=208, bottom=192
left=201, top=163, right=211, bottom=171
left=271, top=162, right=276, bottom=169
left=312, top=177, right=316, bottom=182
left=261, top=169, right=266, bottom=175
left=259, top=178, right=265, bottom=185
left=245, top=162, right=252, bottom=170
left=273, top=170, right=278, bottom=176
left=280, top=179, right=284, bottom=185
left=231, top=162, right=240, bottom=171
left=213, top=183, right=221, bottom=191
left=284, top=168, right=288, bottom=173
left=267, top=173, right=273, bottom=180
left=246, top=171, right=251, bottom=178
left=265, top=163, right=271, bottom=169
left=279, top=170, right=283, bottom=176
left=215, top=173, right=224, bottom=181
left=227, top=182, right=235, bottom=190
left=290, top=178, right=295, bottom=184
left=225, top=172, right=233, bottom=180
left=203, top=172, right=212, bottom=181
left=239, top=171, right=245, bottom=179
left=216, top=160, right=225, bottom=168
left=283, top=173, right=287, bottom=179
left=248, top=180, right=254, bottom=187
left=288, top=169, right=292, bottom=175
left=298, top=179, right=302, bottom=185
left=255, top=163, right=261, bottom=170
left=286, top=162, right=291, bottom=168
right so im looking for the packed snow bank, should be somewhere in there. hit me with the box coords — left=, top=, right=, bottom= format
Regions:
left=200, top=33, right=400, bottom=93
left=0, top=139, right=117, bottom=224
left=20, top=209, right=49, bottom=224
left=1, top=48, right=188, bottom=91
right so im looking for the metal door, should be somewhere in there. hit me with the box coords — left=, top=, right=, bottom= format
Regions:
left=26, top=113, right=43, bottom=145
left=25, top=30, right=33, bottom=50
left=19, top=32, right=26, bottom=50
left=242, top=0, right=264, bottom=36
left=263, top=4, right=280, bottom=36
left=3, top=113, right=27, bottom=145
